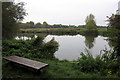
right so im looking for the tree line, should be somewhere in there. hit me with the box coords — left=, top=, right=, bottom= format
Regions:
left=18, top=21, right=85, bottom=29
left=18, top=14, right=106, bottom=29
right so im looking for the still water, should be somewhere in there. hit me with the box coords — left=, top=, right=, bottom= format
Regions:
left=15, top=34, right=112, bottom=61
left=44, top=34, right=112, bottom=61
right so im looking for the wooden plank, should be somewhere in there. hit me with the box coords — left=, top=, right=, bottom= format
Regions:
left=4, top=56, right=48, bottom=70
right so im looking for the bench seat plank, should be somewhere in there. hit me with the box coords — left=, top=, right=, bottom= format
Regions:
left=4, top=56, right=48, bottom=70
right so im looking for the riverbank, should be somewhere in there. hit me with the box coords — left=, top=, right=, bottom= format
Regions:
left=2, top=58, right=119, bottom=78
left=2, top=34, right=120, bottom=78
left=19, top=28, right=111, bottom=37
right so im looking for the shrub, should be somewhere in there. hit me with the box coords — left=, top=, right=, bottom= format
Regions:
left=74, top=49, right=120, bottom=76
left=75, top=51, right=105, bottom=73
left=32, top=35, right=44, bottom=47
left=44, top=38, right=59, bottom=53
left=2, top=36, right=59, bottom=60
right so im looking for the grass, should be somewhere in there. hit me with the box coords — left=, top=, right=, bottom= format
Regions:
left=2, top=58, right=119, bottom=78
left=20, top=28, right=110, bottom=37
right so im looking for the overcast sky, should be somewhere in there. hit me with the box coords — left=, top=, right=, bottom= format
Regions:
left=17, top=0, right=120, bottom=26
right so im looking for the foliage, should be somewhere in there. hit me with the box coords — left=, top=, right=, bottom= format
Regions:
left=2, top=39, right=119, bottom=78
left=4, top=57, right=116, bottom=78
left=107, top=14, right=120, bottom=63
left=18, top=21, right=86, bottom=29
left=83, top=29, right=98, bottom=36
left=85, top=14, right=97, bottom=30
left=42, top=21, right=48, bottom=27
left=32, top=35, right=44, bottom=47
left=107, top=14, right=120, bottom=29
left=2, top=2, right=27, bottom=39
left=74, top=48, right=120, bottom=76
left=84, top=35, right=97, bottom=49
left=2, top=35, right=59, bottom=60
left=20, top=28, right=79, bottom=35
left=44, top=38, right=59, bottom=53
left=74, top=49, right=105, bottom=73
left=26, top=21, right=34, bottom=26
left=101, top=48, right=120, bottom=76
left=98, top=29, right=112, bottom=37
left=83, top=14, right=99, bottom=36
left=35, top=22, right=41, bottom=27
left=19, top=28, right=113, bottom=37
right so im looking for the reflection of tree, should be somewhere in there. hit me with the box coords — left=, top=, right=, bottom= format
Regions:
left=84, top=35, right=98, bottom=49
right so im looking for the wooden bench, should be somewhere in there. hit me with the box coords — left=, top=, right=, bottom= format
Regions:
left=3, top=56, right=48, bottom=70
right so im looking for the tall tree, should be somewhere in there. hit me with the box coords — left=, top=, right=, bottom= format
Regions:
left=29, top=21, right=34, bottom=26
left=42, top=21, right=48, bottom=27
left=2, top=2, right=27, bottom=39
left=35, top=22, right=41, bottom=27
left=108, top=14, right=120, bottom=29
left=85, top=14, right=97, bottom=30
left=108, top=14, right=120, bottom=59
left=25, top=21, right=34, bottom=27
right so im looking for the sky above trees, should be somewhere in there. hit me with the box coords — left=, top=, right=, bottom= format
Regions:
left=17, top=0, right=120, bottom=26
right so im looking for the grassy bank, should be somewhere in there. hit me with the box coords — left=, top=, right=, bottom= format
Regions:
left=19, top=28, right=111, bottom=37
left=2, top=58, right=119, bottom=78
left=2, top=37, right=119, bottom=78
left=20, top=28, right=79, bottom=35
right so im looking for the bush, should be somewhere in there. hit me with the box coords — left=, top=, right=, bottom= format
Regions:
left=44, top=38, right=59, bottom=53
left=2, top=36, right=59, bottom=60
left=32, top=35, right=45, bottom=47
left=75, top=51, right=105, bottom=73
left=84, top=29, right=99, bottom=36
left=74, top=49, right=120, bottom=76
left=78, top=29, right=99, bottom=37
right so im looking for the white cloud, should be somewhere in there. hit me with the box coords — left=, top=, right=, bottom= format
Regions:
left=18, top=0, right=120, bottom=26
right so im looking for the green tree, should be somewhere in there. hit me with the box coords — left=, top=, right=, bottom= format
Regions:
left=108, top=14, right=120, bottom=60
left=85, top=14, right=97, bottom=30
left=108, top=14, right=120, bottom=29
left=25, top=21, right=34, bottom=27
left=35, top=22, right=41, bottom=27
left=2, top=2, right=27, bottom=39
left=29, top=21, right=34, bottom=26
left=42, top=21, right=48, bottom=27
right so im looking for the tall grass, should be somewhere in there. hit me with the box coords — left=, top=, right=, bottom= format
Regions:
left=74, top=48, right=120, bottom=77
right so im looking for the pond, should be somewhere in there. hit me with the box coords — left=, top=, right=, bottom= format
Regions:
left=15, top=34, right=112, bottom=61
left=44, top=34, right=112, bottom=61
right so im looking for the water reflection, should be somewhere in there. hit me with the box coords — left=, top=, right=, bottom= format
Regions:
left=44, top=35, right=111, bottom=61
left=84, top=35, right=98, bottom=49
left=15, top=34, right=112, bottom=61
left=15, top=35, right=38, bottom=40
left=15, top=36, right=32, bottom=40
